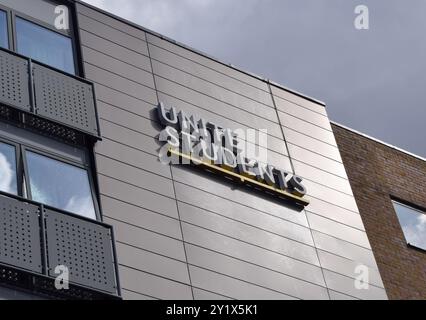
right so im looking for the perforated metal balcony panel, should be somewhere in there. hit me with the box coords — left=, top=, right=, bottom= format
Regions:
left=44, top=208, right=116, bottom=294
left=0, top=50, right=31, bottom=111
left=32, top=63, right=99, bottom=136
left=0, top=195, right=42, bottom=273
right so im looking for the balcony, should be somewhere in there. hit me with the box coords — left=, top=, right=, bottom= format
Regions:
left=0, top=191, right=121, bottom=300
left=0, top=47, right=100, bottom=143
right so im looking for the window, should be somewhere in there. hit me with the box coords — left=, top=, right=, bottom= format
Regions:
left=0, top=9, right=8, bottom=48
left=0, top=1, right=77, bottom=74
left=16, top=17, right=75, bottom=74
left=0, top=142, right=17, bottom=194
left=0, top=0, right=68, bottom=31
left=392, top=200, right=426, bottom=251
left=0, top=129, right=98, bottom=220
left=25, top=151, right=96, bottom=220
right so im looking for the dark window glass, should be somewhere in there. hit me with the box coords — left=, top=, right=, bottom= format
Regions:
left=393, top=201, right=426, bottom=250
left=26, top=151, right=96, bottom=219
left=0, top=10, right=8, bottom=49
left=16, top=17, right=75, bottom=74
left=0, top=142, right=17, bottom=195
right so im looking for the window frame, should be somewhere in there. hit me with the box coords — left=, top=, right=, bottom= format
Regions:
left=0, top=0, right=81, bottom=75
left=391, top=198, right=426, bottom=253
left=0, top=3, right=13, bottom=49
left=0, top=136, right=22, bottom=196
left=0, top=132, right=101, bottom=221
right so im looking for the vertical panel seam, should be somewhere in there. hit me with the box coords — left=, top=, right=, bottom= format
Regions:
left=146, top=35, right=195, bottom=299
left=268, top=82, right=331, bottom=299
left=268, top=83, right=295, bottom=174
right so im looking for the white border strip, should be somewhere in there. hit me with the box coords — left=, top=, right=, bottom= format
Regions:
left=331, top=121, right=426, bottom=162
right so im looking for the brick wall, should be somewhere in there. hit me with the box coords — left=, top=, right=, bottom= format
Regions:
left=332, top=124, right=426, bottom=299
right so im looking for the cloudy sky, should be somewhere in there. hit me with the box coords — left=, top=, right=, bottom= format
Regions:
left=83, top=0, right=426, bottom=157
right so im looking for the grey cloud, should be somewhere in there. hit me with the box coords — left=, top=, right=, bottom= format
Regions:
left=83, top=0, right=426, bottom=157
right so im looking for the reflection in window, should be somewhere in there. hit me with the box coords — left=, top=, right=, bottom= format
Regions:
left=0, top=10, right=8, bottom=49
left=26, top=151, right=96, bottom=219
left=0, top=142, right=17, bottom=194
left=393, top=201, right=426, bottom=250
left=16, top=17, right=75, bottom=74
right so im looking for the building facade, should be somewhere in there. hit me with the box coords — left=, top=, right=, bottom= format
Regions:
left=0, top=0, right=421, bottom=300
left=333, top=124, right=426, bottom=300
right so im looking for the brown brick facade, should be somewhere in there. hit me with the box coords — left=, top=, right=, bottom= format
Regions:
left=332, top=124, right=426, bottom=299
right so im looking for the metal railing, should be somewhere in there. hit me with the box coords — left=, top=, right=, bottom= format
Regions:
left=0, top=191, right=120, bottom=299
left=0, top=47, right=100, bottom=139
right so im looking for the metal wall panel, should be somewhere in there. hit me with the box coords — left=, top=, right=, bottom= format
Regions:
left=312, top=231, right=379, bottom=270
left=76, top=2, right=385, bottom=300
left=293, top=160, right=352, bottom=195
left=78, top=14, right=149, bottom=55
left=270, top=85, right=327, bottom=116
left=172, top=166, right=308, bottom=227
left=154, top=76, right=283, bottom=138
left=307, top=212, right=371, bottom=249
left=95, top=139, right=171, bottom=179
left=100, top=195, right=181, bottom=237
left=80, top=30, right=152, bottom=72
left=146, top=34, right=269, bottom=91
left=84, top=63, right=156, bottom=103
left=306, top=198, right=365, bottom=231
left=99, top=120, right=160, bottom=157
left=192, top=288, right=231, bottom=300
left=189, top=265, right=296, bottom=300
left=283, top=127, right=342, bottom=162
left=106, top=218, right=185, bottom=262
left=96, top=155, right=175, bottom=198
left=119, top=265, right=193, bottom=300
left=288, top=143, right=348, bottom=178
left=175, top=183, right=312, bottom=244
left=116, top=242, right=190, bottom=284
left=148, top=43, right=273, bottom=106
left=274, top=96, right=332, bottom=130
left=185, top=244, right=329, bottom=300
left=83, top=47, right=152, bottom=85
left=178, top=202, right=317, bottom=264
left=151, top=60, right=278, bottom=122
left=156, top=92, right=289, bottom=157
left=279, top=112, right=337, bottom=145
left=323, top=270, right=387, bottom=300
left=317, top=250, right=384, bottom=288
left=76, top=4, right=147, bottom=41
left=99, top=176, right=178, bottom=218
left=181, top=223, right=325, bottom=285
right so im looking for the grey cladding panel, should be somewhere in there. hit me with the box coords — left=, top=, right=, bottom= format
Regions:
left=44, top=209, right=116, bottom=294
left=0, top=195, right=42, bottom=273
left=185, top=244, right=328, bottom=300
left=189, top=265, right=296, bottom=300
left=80, top=31, right=151, bottom=72
left=0, top=50, right=31, bottom=111
left=116, top=242, right=190, bottom=284
left=77, top=13, right=149, bottom=56
left=100, top=195, right=181, bottom=238
left=77, top=3, right=147, bottom=42
left=146, top=33, right=269, bottom=91
left=181, top=223, right=324, bottom=285
left=33, top=64, right=98, bottom=135
left=119, top=265, right=193, bottom=300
